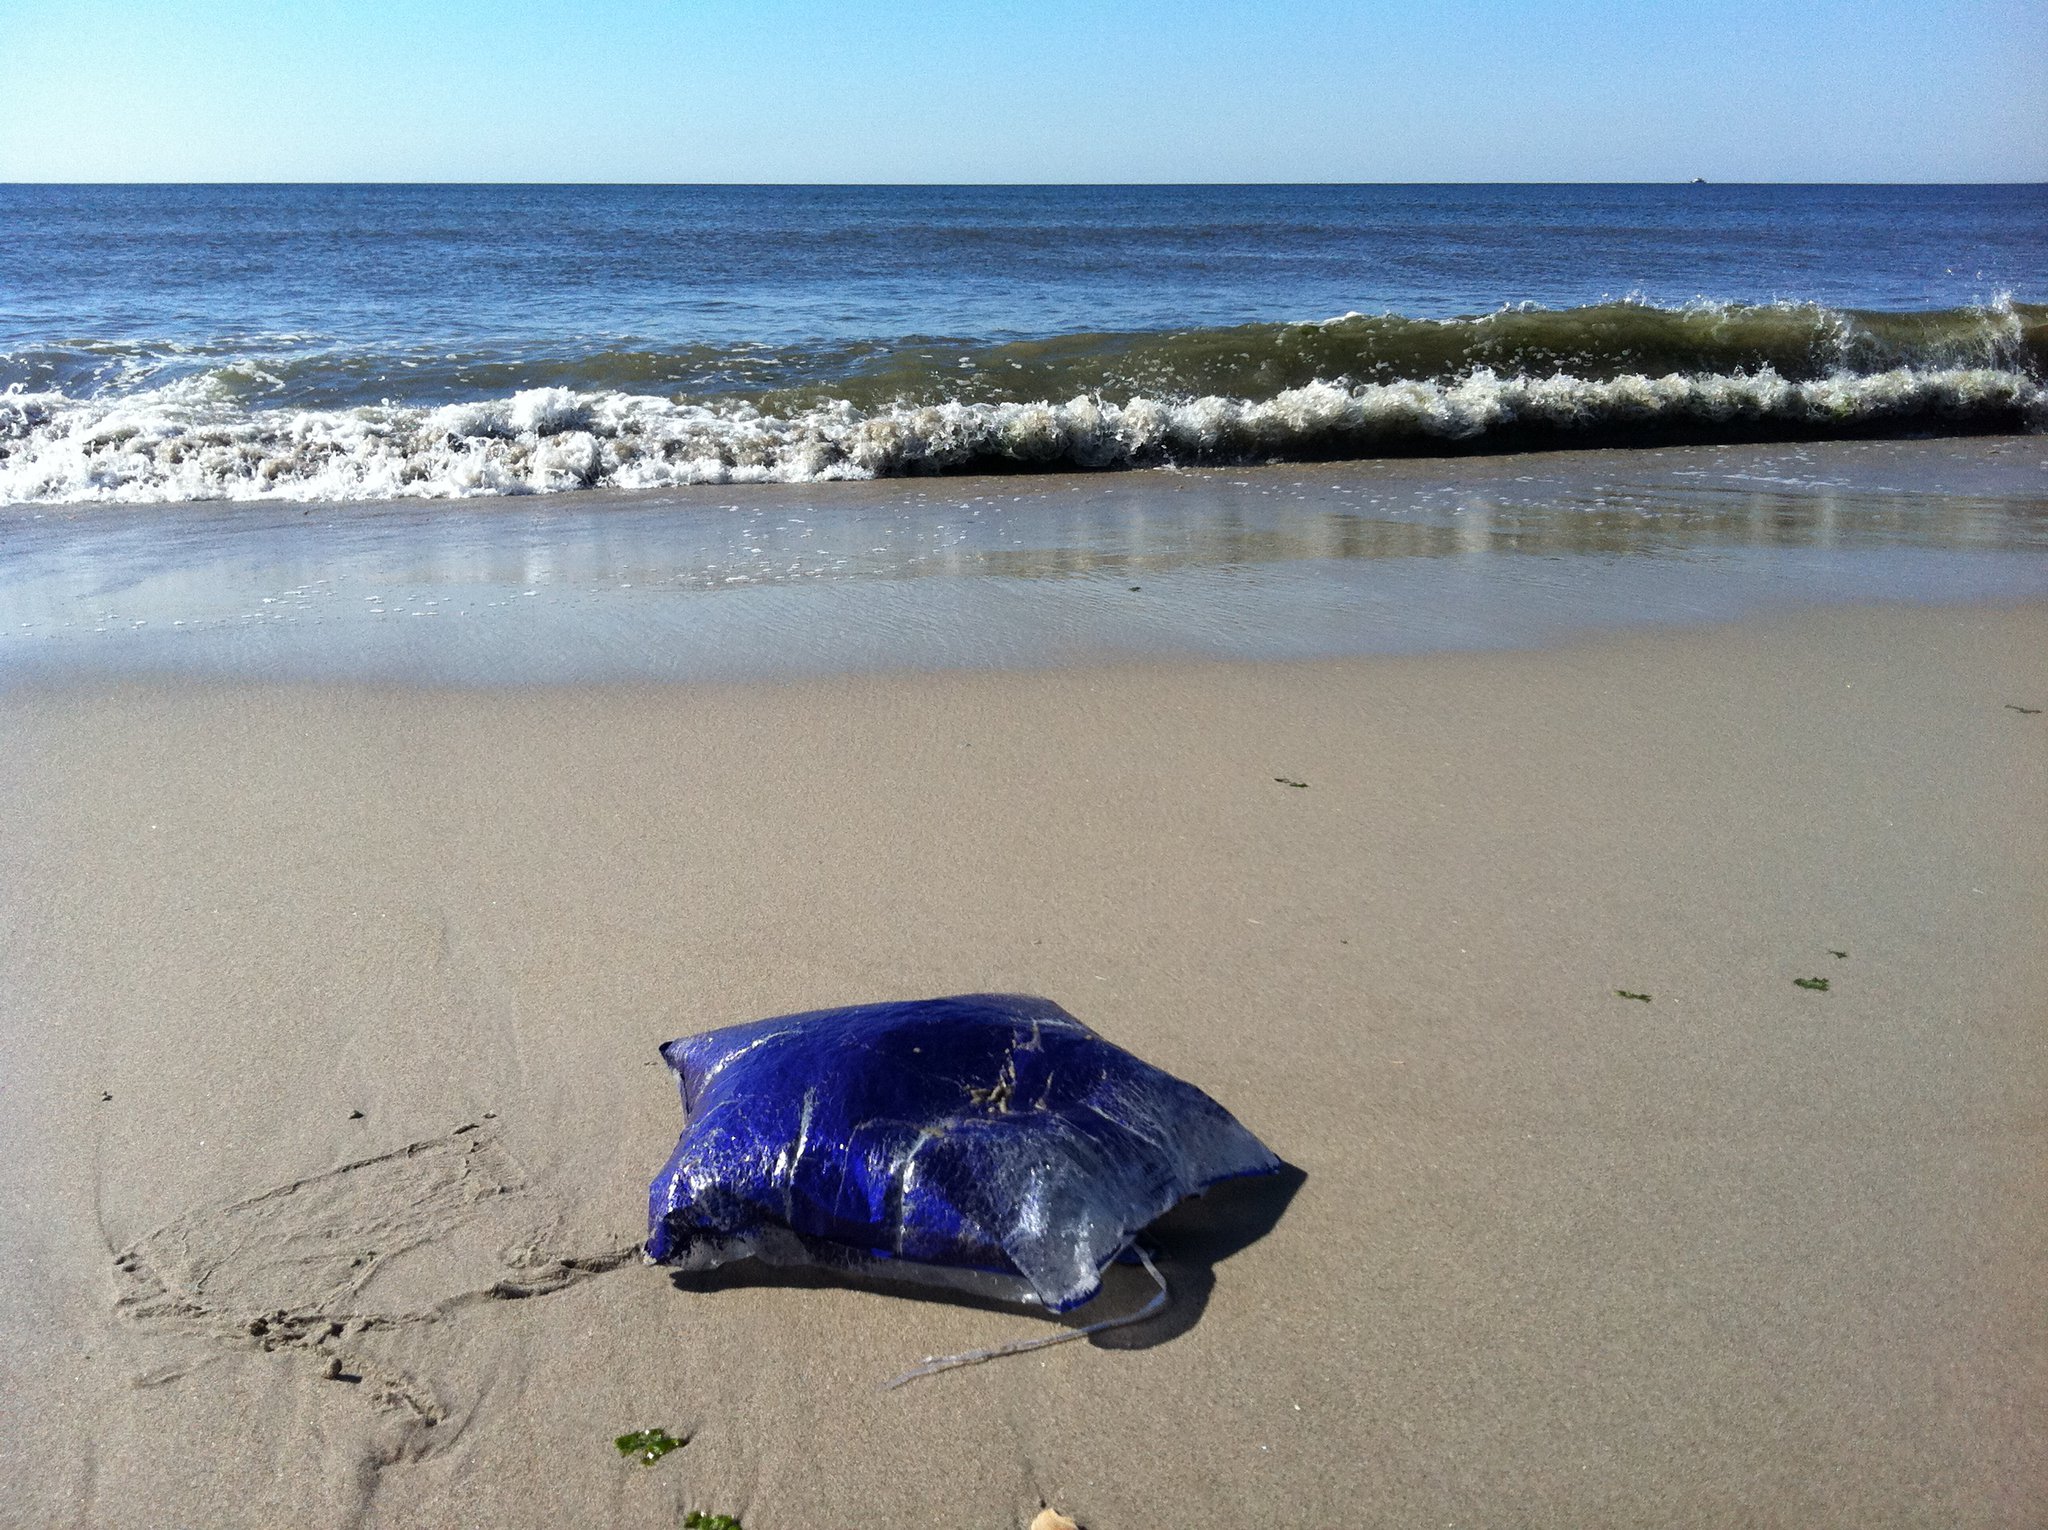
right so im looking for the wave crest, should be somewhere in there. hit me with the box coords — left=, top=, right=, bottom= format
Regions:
left=2, top=365, right=2041, bottom=503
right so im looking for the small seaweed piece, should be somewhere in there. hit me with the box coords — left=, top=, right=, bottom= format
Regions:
left=1829, top=949, right=1848, bottom=959
left=1615, top=990, right=1652, bottom=1003
left=1793, top=976, right=1830, bottom=992
left=2005, top=704, right=2041, bottom=715
left=615, top=1428, right=686, bottom=1466
left=684, top=1514, right=743, bottom=1530
left=1274, top=777, right=1309, bottom=788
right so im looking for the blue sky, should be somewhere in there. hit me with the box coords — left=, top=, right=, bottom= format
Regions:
left=2, top=0, right=2042, bottom=182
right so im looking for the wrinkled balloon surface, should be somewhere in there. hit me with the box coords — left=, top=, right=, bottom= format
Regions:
left=646, top=994, right=1280, bottom=1312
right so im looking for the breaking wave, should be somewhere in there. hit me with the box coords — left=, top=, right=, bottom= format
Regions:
left=3, top=300, right=2042, bottom=503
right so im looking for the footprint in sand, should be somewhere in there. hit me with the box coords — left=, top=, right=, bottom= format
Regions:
left=112, top=1123, right=636, bottom=1427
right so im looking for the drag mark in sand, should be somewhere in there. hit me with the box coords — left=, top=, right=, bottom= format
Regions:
left=111, top=1124, right=638, bottom=1428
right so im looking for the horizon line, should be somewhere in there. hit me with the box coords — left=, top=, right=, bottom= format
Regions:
left=4, top=178, right=2045, bottom=190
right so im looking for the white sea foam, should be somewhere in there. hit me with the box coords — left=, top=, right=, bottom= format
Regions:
left=1, top=367, right=2041, bottom=504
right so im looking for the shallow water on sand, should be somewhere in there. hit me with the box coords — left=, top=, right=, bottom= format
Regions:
left=3, top=438, right=2044, bottom=687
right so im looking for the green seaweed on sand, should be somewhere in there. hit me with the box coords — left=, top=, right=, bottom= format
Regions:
left=1274, top=777, right=1309, bottom=788
left=684, top=1514, right=744, bottom=1530
left=615, top=1428, right=686, bottom=1465
left=1794, top=976, right=1830, bottom=992
left=1615, top=990, right=1652, bottom=1002
left=1829, top=949, right=1848, bottom=959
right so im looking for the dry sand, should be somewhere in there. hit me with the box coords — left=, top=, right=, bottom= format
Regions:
left=2, top=602, right=2043, bottom=1528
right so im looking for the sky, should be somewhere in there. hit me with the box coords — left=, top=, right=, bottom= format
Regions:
left=1, top=0, right=2042, bottom=183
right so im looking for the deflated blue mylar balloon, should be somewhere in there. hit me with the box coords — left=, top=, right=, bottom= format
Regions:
left=646, top=993, right=1280, bottom=1313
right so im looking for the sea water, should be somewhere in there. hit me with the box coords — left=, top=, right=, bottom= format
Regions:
left=4, top=185, right=2045, bottom=682
left=1, top=184, right=2042, bottom=503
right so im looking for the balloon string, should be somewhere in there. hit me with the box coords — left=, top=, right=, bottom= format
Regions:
left=881, top=1244, right=1169, bottom=1390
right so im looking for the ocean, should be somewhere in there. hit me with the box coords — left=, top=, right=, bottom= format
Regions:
left=1, top=184, right=2043, bottom=503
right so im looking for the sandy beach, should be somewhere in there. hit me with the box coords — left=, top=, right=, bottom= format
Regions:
left=2, top=591, right=2043, bottom=1528
left=5, top=15, right=2045, bottom=1523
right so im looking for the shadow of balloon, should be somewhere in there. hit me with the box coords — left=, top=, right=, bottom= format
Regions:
left=1088, top=1162, right=1306, bottom=1349
left=665, top=1162, right=1305, bottom=1353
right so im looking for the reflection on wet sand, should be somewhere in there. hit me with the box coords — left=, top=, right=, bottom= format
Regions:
left=2, top=436, right=2044, bottom=687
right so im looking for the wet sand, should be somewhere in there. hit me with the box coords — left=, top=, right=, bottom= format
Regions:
left=5, top=434, right=2047, bottom=689
left=2, top=599, right=2044, bottom=1528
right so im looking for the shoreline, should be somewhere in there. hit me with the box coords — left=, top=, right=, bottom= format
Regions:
left=5, top=434, right=2046, bottom=691
left=4, top=601, right=2044, bottom=1527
